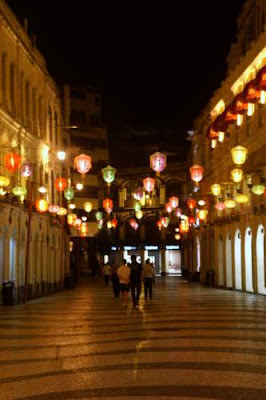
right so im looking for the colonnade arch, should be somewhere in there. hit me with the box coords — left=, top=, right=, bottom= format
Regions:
left=218, top=236, right=224, bottom=286
left=226, top=233, right=232, bottom=288
left=245, top=227, right=254, bottom=293
left=257, top=225, right=266, bottom=295
left=234, top=230, right=242, bottom=290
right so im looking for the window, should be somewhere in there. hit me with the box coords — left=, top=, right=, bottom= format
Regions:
left=70, top=110, right=86, bottom=125
left=32, top=89, right=36, bottom=132
left=25, top=81, right=30, bottom=125
left=48, top=106, right=53, bottom=142
left=10, top=64, right=15, bottom=112
left=1, top=53, right=6, bottom=103
left=38, top=96, right=43, bottom=137
left=54, top=112, right=58, bottom=145
left=258, top=106, right=263, bottom=128
left=70, top=89, right=86, bottom=100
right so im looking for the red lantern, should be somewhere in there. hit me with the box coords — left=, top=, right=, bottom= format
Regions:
left=157, top=220, right=162, bottom=230
left=4, top=153, right=21, bottom=172
left=129, top=218, right=138, bottom=230
left=74, top=154, right=92, bottom=174
left=55, top=178, right=67, bottom=192
left=188, top=216, right=196, bottom=226
left=169, top=196, right=179, bottom=209
left=143, top=177, right=155, bottom=193
left=187, top=198, right=196, bottom=209
left=165, top=202, right=173, bottom=213
left=150, top=152, right=167, bottom=176
left=103, top=198, right=113, bottom=213
left=179, top=219, right=189, bottom=234
left=190, top=165, right=204, bottom=183
left=36, top=198, right=48, bottom=213
left=111, top=218, right=118, bottom=229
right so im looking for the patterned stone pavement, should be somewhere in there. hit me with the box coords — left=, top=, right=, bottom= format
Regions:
left=0, top=277, right=266, bottom=400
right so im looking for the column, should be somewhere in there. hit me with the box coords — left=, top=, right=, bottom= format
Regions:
left=160, top=248, right=166, bottom=276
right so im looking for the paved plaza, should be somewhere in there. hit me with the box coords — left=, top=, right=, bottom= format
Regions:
left=0, top=278, right=266, bottom=399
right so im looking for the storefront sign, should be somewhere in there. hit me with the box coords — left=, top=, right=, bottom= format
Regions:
left=145, top=245, right=159, bottom=250
left=166, top=245, right=180, bottom=250
left=124, top=245, right=137, bottom=250
left=111, top=246, right=117, bottom=251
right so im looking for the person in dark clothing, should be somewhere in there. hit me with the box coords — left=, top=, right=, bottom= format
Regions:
left=130, top=255, right=143, bottom=307
left=111, top=263, right=120, bottom=298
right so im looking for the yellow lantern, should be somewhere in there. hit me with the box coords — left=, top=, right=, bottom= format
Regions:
left=231, top=168, right=243, bottom=183
left=252, top=184, right=265, bottom=195
left=236, top=194, right=249, bottom=204
left=36, top=199, right=48, bottom=213
left=107, top=220, right=112, bottom=229
left=231, top=146, right=248, bottom=165
left=136, top=210, right=143, bottom=219
left=84, top=201, right=93, bottom=213
left=224, top=199, right=236, bottom=209
left=57, top=207, right=67, bottom=216
left=197, top=209, right=208, bottom=221
left=211, top=184, right=221, bottom=196
left=0, top=176, right=10, bottom=187
left=67, top=213, right=77, bottom=225
left=175, top=233, right=181, bottom=240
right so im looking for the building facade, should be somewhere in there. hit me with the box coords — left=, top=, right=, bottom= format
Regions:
left=0, top=0, right=69, bottom=303
left=193, top=0, right=266, bottom=295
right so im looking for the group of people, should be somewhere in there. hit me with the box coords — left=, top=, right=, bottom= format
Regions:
left=101, top=256, right=155, bottom=307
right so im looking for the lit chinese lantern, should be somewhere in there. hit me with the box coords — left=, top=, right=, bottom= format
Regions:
left=197, top=209, right=208, bottom=221
left=134, top=202, right=142, bottom=212
left=36, top=198, right=48, bottom=213
left=175, top=208, right=182, bottom=217
left=165, top=202, right=173, bottom=213
left=64, top=187, right=75, bottom=201
left=80, top=222, right=88, bottom=236
left=133, top=187, right=144, bottom=200
left=76, top=182, right=83, bottom=191
left=198, top=199, right=206, bottom=206
left=143, top=177, right=155, bottom=192
left=82, top=216, right=87, bottom=222
left=111, top=218, right=118, bottom=228
left=190, top=164, right=204, bottom=183
left=161, top=216, right=170, bottom=228
left=67, top=213, right=77, bottom=225
left=169, top=196, right=179, bottom=209
left=179, top=219, right=189, bottom=234
left=107, top=220, right=112, bottom=229
left=38, top=186, right=47, bottom=194
left=95, top=211, right=103, bottom=221
left=150, top=152, right=167, bottom=176
left=215, top=202, right=225, bottom=211
left=0, top=176, right=9, bottom=187
left=4, top=153, right=21, bottom=172
left=74, top=154, right=92, bottom=175
left=252, top=184, right=265, bottom=195
left=211, top=184, right=221, bottom=196
left=12, top=186, right=27, bottom=197
left=129, top=218, right=138, bottom=230
left=187, top=198, right=196, bottom=209
left=75, top=218, right=82, bottom=228
left=236, top=194, right=249, bottom=204
left=49, top=205, right=60, bottom=214
left=69, top=203, right=76, bottom=210
left=55, top=178, right=67, bottom=192
left=231, top=146, right=248, bottom=165
left=136, top=210, right=143, bottom=219
left=157, top=220, right=162, bottom=230
left=224, top=199, right=236, bottom=209
left=103, top=198, right=113, bottom=213
left=102, top=165, right=116, bottom=185
left=231, top=168, right=243, bottom=183
left=57, top=207, right=67, bottom=216
left=175, top=233, right=181, bottom=240
left=84, top=201, right=93, bottom=213
left=21, top=162, right=33, bottom=177
left=188, top=216, right=196, bottom=226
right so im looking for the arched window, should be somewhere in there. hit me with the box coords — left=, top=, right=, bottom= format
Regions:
left=124, top=180, right=140, bottom=208
left=48, top=106, right=53, bottom=142
left=54, top=111, right=58, bottom=145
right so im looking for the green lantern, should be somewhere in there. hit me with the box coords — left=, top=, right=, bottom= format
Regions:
left=102, top=165, right=116, bottom=185
left=95, top=211, right=103, bottom=221
left=252, top=184, right=265, bottom=195
left=64, top=187, right=75, bottom=201
left=134, top=202, right=142, bottom=212
left=12, top=186, right=27, bottom=197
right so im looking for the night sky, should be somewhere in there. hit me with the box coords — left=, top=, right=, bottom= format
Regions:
left=7, top=0, right=245, bottom=143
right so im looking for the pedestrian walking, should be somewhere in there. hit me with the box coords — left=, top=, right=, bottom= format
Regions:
left=118, top=259, right=131, bottom=307
left=129, top=255, right=143, bottom=307
left=111, top=262, right=120, bottom=298
left=103, top=262, right=111, bottom=286
left=143, top=258, right=155, bottom=300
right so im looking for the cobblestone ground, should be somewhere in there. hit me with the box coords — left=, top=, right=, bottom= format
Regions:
left=0, top=277, right=266, bottom=400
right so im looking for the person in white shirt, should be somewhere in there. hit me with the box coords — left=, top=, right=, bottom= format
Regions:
left=143, top=258, right=155, bottom=300
left=117, top=259, right=131, bottom=307
left=103, top=263, right=111, bottom=286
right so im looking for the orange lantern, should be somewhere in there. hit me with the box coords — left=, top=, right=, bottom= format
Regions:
left=143, top=177, right=155, bottom=192
left=103, top=198, right=113, bottom=213
left=157, top=220, right=162, bottom=230
left=74, top=154, right=92, bottom=175
left=165, top=202, right=173, bottom=213
left=150, top=152, right=167, bottom=176
left=111, top=218, right=118, bottom=229
left=190, top=165, right=204, bottom=183
left=4, top=153, right=21, bottom=172
left=169, top=196, right=179, bottom=209
left=179, top=219, right=189, bottom=234
left=67, top=213, right=77, bottom=226
left=36, top=198, right=48, bottom=213
left=187, top=198, right=196, bottom=209
left=55, top=178, right=67, bottom=192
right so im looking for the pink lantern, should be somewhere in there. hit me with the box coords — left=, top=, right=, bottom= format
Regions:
left=175, top=208, right=182, bottom=217
left=169, top=196, right=179, bottom=209
left=75, top=218, right=82, bottom=228
left=49, top=205, right=60, bottom=214
left=165, top=202, right=173, bottom=213
left=215, top=202, right=225, bottom=211
left=143, top=177, right=155, bottom=193
left=190, top=164, right=204, bottom=183
left=150, top=152, right=167, bottom=176
left=133, top=187, right=144, bottom=200
left=129, top=218, right=138, bottom=230
left=21, top=162, right=33, bottom=178
left=74, top=154, right=92, bottom=175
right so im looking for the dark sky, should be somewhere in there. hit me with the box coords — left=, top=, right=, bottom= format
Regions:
left=7, top=0, right=245, bottom=142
